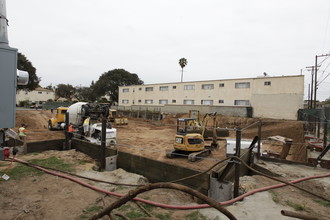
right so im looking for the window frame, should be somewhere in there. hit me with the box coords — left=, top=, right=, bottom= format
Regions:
left=184, top=85, right=195, bottom=90
left=235, top=82, right=250, bottom=89
left=264, top=81, right=271, bottom=86
left=183, top=99, right=195, bottom=105
left=234, top=100, right=250, bottom=106
left=159, top=99, right=168, bottom=104
left=201, top=84, right=214, bottom=90
left=201, top=100, right=214, bottom=105
left=159, top=86, right=169, bottom=91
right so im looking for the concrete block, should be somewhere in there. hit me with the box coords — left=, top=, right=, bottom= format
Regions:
left=208, top=177, right=232, bottom=202
left=105, top=155, right=117, bottom=171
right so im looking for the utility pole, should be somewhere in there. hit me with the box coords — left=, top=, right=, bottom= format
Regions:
left=314, top=54, right=330, bottom=109
left=306, top=66, right=314, bottom=109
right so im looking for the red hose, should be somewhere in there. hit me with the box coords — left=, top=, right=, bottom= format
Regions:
left=13, top=158, right=330, bottom=210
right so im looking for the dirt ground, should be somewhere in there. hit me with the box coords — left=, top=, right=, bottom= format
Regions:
left=0, top=110, right=328, bottom=219
left=14, top=109, right=306, bottom=171
left=1, top=150, right=329, bottom=220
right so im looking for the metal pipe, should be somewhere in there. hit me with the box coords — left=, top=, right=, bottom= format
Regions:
left=314, top=55, right=318, bottom=109
left=323, top=120, right=328, bottom=148
left=0, top=0, right=9, bottom=45
left=281, top=210, right=325, bottom=220
left=241, top=121, right=259, bottom=131
left=100, top=114, right=106, bottom=170
left=317, top=117, right=321, bottom=138
left=234, top=128, right=241, bottom=198
left=64, top=112, right=69, bottom=150
left=257, top=120, right=261, bottom=159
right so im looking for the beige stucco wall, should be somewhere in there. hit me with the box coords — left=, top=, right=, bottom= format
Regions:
left=119, top=75, right=304, bottom=120
left=16, top=88, right=55, bottom=104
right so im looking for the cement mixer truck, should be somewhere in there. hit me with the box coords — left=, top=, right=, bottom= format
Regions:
left=66, top=102, right=116, bottom=146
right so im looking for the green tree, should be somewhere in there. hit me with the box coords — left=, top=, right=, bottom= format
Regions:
left=55, top=84, right=75, bottom=101
left=17, top=52, right=40, bottom=90
left=179, top=58, right=187, bottom=82
left=75, top=86, right=97, bottom=102
left=93, top=69, right=143, bottom=103
left=44, top=84, right=54, bottom=90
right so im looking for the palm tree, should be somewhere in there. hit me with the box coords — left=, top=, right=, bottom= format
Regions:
left=179, top=58, right=188, bottom=82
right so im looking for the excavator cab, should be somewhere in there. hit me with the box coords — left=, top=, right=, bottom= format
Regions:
left=167, top=118, right=210, bottom=161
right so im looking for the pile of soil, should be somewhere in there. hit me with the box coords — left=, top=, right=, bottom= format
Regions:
left=15, top=110, right=64, bottom=142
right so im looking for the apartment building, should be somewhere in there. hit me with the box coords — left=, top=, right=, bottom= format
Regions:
left=119, top=75, right=304, bottom=120
left=16, top=87, right=55, bottom=105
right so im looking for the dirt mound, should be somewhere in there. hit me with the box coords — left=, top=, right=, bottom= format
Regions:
left=15, top=110, right=64, bottom=142
left=15, top=110, right=54, bottom=129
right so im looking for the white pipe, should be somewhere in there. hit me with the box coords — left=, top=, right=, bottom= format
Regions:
left=0, top=0, right=9, bottom=45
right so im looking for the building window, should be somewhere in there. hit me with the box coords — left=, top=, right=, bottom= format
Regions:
left=38, top=92, right=42, bottom=94
left=122, top=100, right=129, bottom=104
left=184, top=85, right=195, bottom=90
left=145, top=87, right=153, bottom=92
left=139, top=88, right=142, bottom=91
left=219, top=100, right=224, bottom=104
left=201, top=100, right=213, bottom=105
left=219, top=83, right=225, bottom=87
left=123, top=88, right=129, bottom=93
left=25, top=91, right=28, bottom=95
left=159, top=86, right=169, bottom=91
left=264, top=81, right=271, bottom=86
left=172, top=99, right=176, bottom=103
left=159, top=99, right=168, bottom=104
left=183, top=100, right=195, bottom=105
left=234, top=100, right=250, bottom=106
left=235, top=82, right=250, bottom=88
left=145, top=99, right=153, bottom=104
left=138, top=100, right=141, bottom=103
left=172, top=85, right=177, bottom=89
left=201, top=84, right=214, bottom=90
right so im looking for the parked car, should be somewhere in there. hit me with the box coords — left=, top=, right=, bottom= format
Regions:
left=30, top=103, right=43, bottom=109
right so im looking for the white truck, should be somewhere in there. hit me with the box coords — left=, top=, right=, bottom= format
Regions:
left=67, top=102, right=116, bottom=146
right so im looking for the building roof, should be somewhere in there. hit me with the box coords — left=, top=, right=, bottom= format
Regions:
left=119, top=74, right=303, bottom=88
left=34, top=87, right=54, bottom=92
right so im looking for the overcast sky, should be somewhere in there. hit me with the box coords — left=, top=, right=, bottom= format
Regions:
left=6, top=0, right=330, bottom=101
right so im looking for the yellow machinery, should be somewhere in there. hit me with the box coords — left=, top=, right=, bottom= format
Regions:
left=109, top=109, right=128, bottom=125
left=48, top=107, right=68, bottom=130
left=167, top=112, right=228, bottom=161
left=167, top=118, right=215, bottom=161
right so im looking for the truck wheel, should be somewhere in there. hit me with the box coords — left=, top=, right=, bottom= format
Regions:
left=48, top=121, right=53, bottom=130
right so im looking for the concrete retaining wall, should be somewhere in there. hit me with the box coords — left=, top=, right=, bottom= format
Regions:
left=26, top=138, right=252, bottom=199
left=115, top=104, right=251, bottom=117
left=27, top=139, right=64, bottom=153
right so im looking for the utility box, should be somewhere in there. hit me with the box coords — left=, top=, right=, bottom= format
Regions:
left=0, top=46, right=17, bottom=128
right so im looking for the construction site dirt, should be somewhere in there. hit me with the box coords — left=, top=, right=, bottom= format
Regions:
left=0, top=109, right=328, bottom=219
left=15, top=109, right=307, bottom=169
